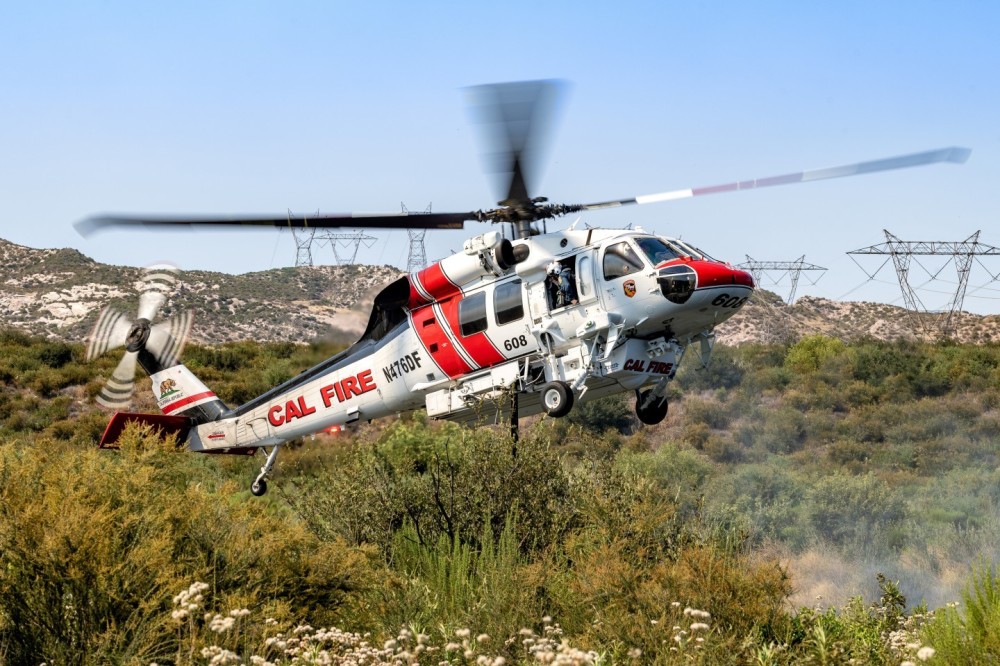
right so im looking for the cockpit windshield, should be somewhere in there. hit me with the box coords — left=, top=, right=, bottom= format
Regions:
left=634, top=236, right=682, bottom=265
left=672, top=240, right=719, bottom=262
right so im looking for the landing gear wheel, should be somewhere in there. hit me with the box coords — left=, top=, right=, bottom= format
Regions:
left=250, top=479, right=268, bottom=497
left=541, top=381, right=573, bottom=418
left=635, top=389, right=668, bottom=425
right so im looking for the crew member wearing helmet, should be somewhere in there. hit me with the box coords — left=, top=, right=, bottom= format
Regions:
left=546, top=261, right=577, bottom=309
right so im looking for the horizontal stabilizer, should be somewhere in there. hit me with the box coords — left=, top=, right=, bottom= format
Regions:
left=98, top=412, right=192, bottom=449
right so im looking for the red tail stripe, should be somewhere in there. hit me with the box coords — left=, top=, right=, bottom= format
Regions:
left=162, top=391, right=217, bottom=415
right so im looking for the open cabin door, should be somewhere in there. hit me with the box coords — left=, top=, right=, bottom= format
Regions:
left=575, top=249, right=598, bottom=305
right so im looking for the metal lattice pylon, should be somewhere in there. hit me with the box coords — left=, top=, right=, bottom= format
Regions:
left=289, top=210, right=377, bottom=267
left=291, top=209, right=317, bottom=267
left=737, top=255, right=827, bottom=305
left=848, top=229, right=1000, bottom=337
left=402, top=203, right=432, bottom=272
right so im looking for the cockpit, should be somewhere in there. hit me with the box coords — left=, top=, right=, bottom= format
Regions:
left=625, top=235, right=702, bottom=304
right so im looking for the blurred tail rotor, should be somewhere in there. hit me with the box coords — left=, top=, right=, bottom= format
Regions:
left=86, top=264, right=193, bottom=409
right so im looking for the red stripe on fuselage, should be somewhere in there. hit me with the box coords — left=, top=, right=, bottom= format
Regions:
left=407, top=279, right=429, bottom=309
left=418, top=262, right=461, bottom=302
left=437, top=294, right=506, bottom=369
left=410, top=304, right=473, bottom=378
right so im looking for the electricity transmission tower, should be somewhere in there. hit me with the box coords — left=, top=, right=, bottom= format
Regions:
left=289, top=210, right=377, bottom=267
left=403, top=203, right=432, bottom=273
left=847, top=229, right=1000, bottom=337
left=737, top=255, right=827, bottom=305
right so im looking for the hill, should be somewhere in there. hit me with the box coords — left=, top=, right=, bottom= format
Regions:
left=0, top=238, right=401, bottom=344
left=2, top=237, right=999, bottom=345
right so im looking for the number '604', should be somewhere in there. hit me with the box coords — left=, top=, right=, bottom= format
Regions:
left=711, top=293, right=748, bottom=309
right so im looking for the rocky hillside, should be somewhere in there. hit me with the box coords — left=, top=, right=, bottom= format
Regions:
left=2, top=238, right=998, bottom=345
left=0, top=239, right=401, bottom=344
left=718, top=288, right=1000, bottom=345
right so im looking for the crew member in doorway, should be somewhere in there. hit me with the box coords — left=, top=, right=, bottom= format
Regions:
left=546, top=261, right=578, bottom=308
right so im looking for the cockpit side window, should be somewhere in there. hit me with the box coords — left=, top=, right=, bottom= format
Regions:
left=635, top=237, right=682, bottom=265
left=603, top=242, right=645, bottom=280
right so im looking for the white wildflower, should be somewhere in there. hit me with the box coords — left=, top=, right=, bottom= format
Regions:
left=208, top=614, right=235, bottom=633
left=917, top=646, right=936, bottom=661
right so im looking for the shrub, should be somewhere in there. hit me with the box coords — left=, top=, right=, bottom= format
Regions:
left=922, top=563, right=1000, bottom=662
left=285, top=419, right=574, bottom=555
left=0, top=427, right=377, bottom=663
left=805, top=473, right=907, bottom=554
left=565, top=392, right=635, bottom=435
left=785, top=335, right=846, bottom=373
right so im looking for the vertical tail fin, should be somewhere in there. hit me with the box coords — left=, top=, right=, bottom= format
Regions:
left=151, top=365, right=228, bottom=424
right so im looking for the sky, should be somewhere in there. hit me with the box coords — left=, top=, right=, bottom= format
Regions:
left=2, top=1, right=999, bottom=314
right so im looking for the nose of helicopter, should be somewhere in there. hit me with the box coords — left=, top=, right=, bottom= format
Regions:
left=690, top=260, right=755, bottom=289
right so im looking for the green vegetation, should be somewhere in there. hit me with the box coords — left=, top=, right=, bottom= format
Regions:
left=1, top=330, right=998, bottom=664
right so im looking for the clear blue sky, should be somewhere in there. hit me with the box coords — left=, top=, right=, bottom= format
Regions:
left=2, top=1, right=998, bottom=313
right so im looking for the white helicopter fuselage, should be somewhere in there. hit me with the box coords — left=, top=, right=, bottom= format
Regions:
left=162, top=226, right=753, bottom=454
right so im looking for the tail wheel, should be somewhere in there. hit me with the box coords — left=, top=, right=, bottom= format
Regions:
left=635, top=389, right=668, bottom=425
left=541, top=381, right=573, bottom=418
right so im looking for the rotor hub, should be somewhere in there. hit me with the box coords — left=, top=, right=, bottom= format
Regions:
left=125, top=318, right=152, bottom=352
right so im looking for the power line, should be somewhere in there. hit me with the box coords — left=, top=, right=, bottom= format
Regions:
left=847, top=229, right=1000, bottom=337
left=736, top=255, right=827, bottom=305
left=289, top=209, right=377, bottom=267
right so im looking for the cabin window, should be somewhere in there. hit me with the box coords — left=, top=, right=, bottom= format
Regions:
left=603, top=242, right=645, bottom=280
left=459, top=291, right=488, bottom=336
left=494, top=279, right=524, bottom=325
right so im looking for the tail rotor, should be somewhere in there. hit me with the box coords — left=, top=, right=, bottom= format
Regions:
left=86, top=264, right=193, bottom=409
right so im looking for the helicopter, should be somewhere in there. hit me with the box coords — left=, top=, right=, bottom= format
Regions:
left=77, top=81, right=970, bottom=495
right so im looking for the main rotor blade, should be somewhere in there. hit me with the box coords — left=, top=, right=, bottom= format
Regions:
left=75, top=211, right=475, bottom=237
left=577, top=147, right=972, bottom=212
left=467, top=79, right=566, bottom=205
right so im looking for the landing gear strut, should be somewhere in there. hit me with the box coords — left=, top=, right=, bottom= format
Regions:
left=250, top=445, right=281, bottom=496
left=635, top=389, right=668, bottom=425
